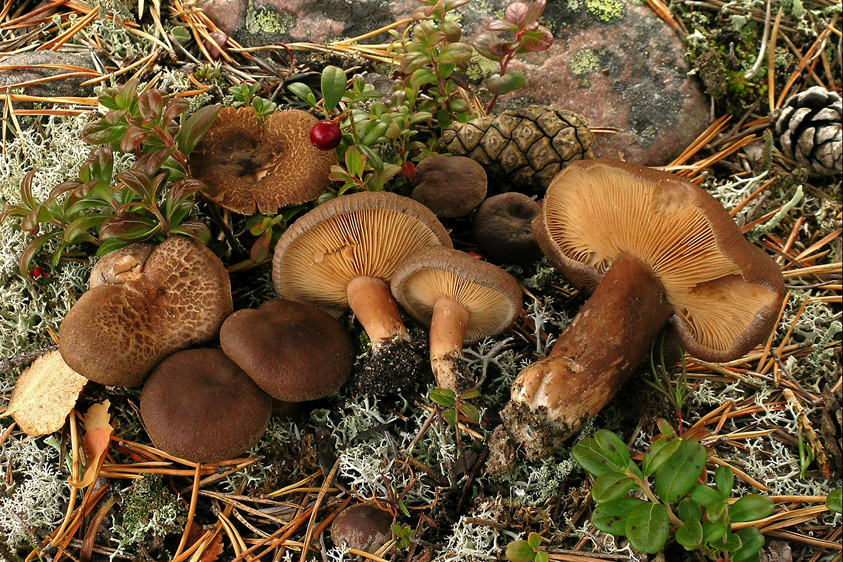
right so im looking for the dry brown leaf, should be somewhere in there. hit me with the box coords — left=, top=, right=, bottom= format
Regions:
left=2, top=350, right=87, bottom=436
left=74, top=400, right=113, bottom=488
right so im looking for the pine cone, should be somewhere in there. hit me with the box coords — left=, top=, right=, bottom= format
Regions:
left=774, top=86, right=842, bottom=176
left=441, top=105, right=594, bottom=192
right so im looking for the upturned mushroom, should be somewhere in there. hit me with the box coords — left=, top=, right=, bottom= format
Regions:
left=410, top=154, right=488, bottom=218
left=188, top=107, right=335, bottom=215
left=272, top=191, right=452, bottom=392
left=330, top=503, right=394, bottom=553
left=140, top=348, right=272, bottom=462
left=472, top=192, right=542, bottom=265
left=391, top=247, right=522, bottom=391
left=489, top=159, right=785, bottom=468
left=220, top=299, right=353, bottom=402
left=59, top=236, right=232, bottom=387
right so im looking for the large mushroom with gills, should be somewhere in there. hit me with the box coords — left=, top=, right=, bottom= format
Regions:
left=489, top=158, right=785, bottom=469
left=271, top=191, right=452, bottom=390
left=391, top=247, right=522, bottom=391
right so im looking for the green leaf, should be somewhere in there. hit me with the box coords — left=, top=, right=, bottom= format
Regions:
left=429, top=387, right=456, bottom=408
left=357, top=144, right=383, bottom=170
left=592, top=473, right=636, bottom=503
left=592, top=497, right=645, bottom=536
left=729, top=495, right=774, bottom=522
left=320, top=65, right=347, bottom=112
left=64, top=214, right=108, bottom=244
left=624, top=503, right=669, bottom=554
left=534, top=553, right=547, bottom=562
left=678, top=497, right=702, bottom=521
left=411, top=68, right=438, bottom=87
left=690, top=484, right=722, bottom=507
left=653, top=439, right=706, bottom=503
left=177, top=104, right=220, bottom=156
left=361, top=122, right=389, bottom=146
left=486, top=71, right=527, bottom=96
left=723, top=531, right=742, bottom=551
left=505, top=541, right=534, bottom=562
left=99, top=213, right=160, bottom=241
left=169, top=221, right=210, bottom=243
left=437, top=42, right=473, bottom=64
left=715, top=465, right=734, bottom=500
left=732, top=527, right=765, bottom=562
left=572, top=437, right=624, bottom=478
left=594, top=430, right=630, bottom=469
left=674, top=517, right=702, bottom=550
left=18, top=232, right=60, bottom=278
left=95, top=237, right=131, bottom=257
left=344, top=146, right=366, bottom=178
left=458, top=403, right=480, bottom=424
left=526, top=532, right=541, bottom=549
left=287, top=82, right=317, bottom=106
left=701, top=519, right=727, bottom=543
left=87, top=147, right=114, bottom=183
left=826, top=488, right=842, bottom=514
left=442, top=410, right=457, bottom=426
left=642, top=436, right=680, bottom=476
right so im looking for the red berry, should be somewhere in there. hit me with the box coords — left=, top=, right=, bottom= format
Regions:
left=29, top=227, right=39, bottom=236
left=310, top=120, right=342, bottom=150
left=32, top=266, right=44, bottom=278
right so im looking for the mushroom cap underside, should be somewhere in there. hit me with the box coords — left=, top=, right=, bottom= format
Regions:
left=391, top=247, right=522, bottom=343
left=534, top=158, right=785, bottom=361
left=189, top=107, right=334, bottom=215
left=272, top=191, right=452, bottom=317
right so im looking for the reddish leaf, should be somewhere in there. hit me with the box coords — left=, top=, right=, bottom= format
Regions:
left=519, top=26, right=554, bottom=52
left=505, top=2, right=529, bottom=26
left=74, top=401, right=113, bottom=489
left=138, top=89, right=164, bottom=123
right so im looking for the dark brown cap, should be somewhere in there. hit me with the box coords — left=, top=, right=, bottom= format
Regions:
left=189, top=107, right=335, bottom=214
left=533, top=158, right=785, bottom=362
left=220, top=299, right=353, bottom=401
left=472, top=192, right=542, bottom=265
left=411, top=155, right=487, bottom=218
left=59, top=237, right=232, bottom=387
left=140, top=348, right=272, bottom=463
left=330, top=503, right=393, bottom=553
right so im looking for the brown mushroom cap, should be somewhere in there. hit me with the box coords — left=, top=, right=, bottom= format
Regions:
left=330, top=503, right=393, bottom=553
left=272, top=191, right=453, bottom=318
left=534, top=158, right=785, bottom=361
left=188, top=107, right=335, bottom=215
left=410, top=154, right=488, bottom=218
left=140, top=348, right=271, bottom=463
left=89, top=242, right=155, bottom=288
left=220, top=299, right=353, bottom=401
left=472, top=192, right=542, bottom=265
left=391, top=247, right=522, bottom=343
left=59, top=237, right=232, bottom=387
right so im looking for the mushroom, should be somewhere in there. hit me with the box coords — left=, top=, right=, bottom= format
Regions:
left=272, top=191, right=451, bottom=346
left=59, top=236, right=232, bottom=387
left=472, top=192, right=542, bottom=265
left=490, top=159, right=785, bottom=467
left=410, top=154, right=487, bottom=218
left=220, top=299, right=353, bottom=401
left=188, top=107, right=335, bottom=215
left=391, top=247, right=522, bottom=391
left=330, top=503, right=393, bottom=553
left=140, top=348, right=272, bottom=463
left=88, top=242, right=155, bottom=288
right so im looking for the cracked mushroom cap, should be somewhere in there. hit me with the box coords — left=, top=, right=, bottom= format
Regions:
left=89, top=242, right=156, bottom=288
left=220, top=299, right=353, bottom=401
left=140, top=348, right=271, bottom=463
left=188, top=107, right=335, bottom=215
left=411, top=154, right=488, bottom=218
left=391, top=247, right=522, bottom=343
left=534, top=158, right=785, bottom=362
left=272, top=191, right=452, bottom=317
left=59, top=237, right=232, bottom=387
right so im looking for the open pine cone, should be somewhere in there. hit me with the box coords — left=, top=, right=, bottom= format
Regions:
left=774, top=86, right=842, bottom=176
left=441, top=106, right=594, bottom=192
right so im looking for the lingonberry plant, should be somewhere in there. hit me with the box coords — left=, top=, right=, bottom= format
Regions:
left=0, top=78, right=219, bottom=276
left=571, top=422, right=775, bottom=561
left=474, top=0, right=554, bottom=112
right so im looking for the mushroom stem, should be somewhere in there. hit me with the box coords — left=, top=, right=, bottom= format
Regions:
left=496, top=254, right=673, bottom=464
left=347, top=276, right=410, bottom=348
left=429, top=297, right=470, bottom=391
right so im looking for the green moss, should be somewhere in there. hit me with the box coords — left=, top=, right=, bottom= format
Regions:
left=245, top=1, right=294, bottom=35
left=570, top=48, right=600, bottom=76
left=466, top=51, right=500, bottom=81
left=586, top=0, right=626, bottom=23
left=112, top=475, right=185, bottom=551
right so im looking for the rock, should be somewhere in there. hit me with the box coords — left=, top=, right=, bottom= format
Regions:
left=0, top=50, right=96, bottom=100
left=196, top=0, right=708, bottom=164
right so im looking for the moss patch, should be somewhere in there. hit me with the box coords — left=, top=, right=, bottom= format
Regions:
left=245, top=1, right=294, bottom=35
left=570, top=48, right=600, bottom=76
